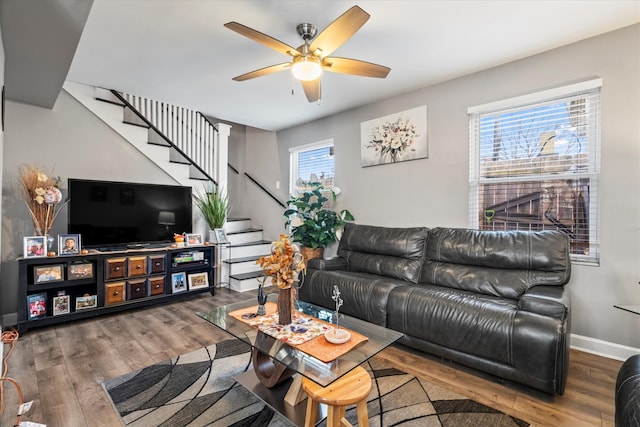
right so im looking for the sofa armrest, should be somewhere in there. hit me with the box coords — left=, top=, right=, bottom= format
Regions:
left=307, top=257, right=347, bottom=271
left=518, top=285, right=570, bottom=320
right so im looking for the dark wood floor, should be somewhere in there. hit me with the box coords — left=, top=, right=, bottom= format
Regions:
left=0, top=288, right=623, bottom=427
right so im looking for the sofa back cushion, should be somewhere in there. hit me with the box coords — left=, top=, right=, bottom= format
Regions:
left=337, top=223, right=429, bottom=284
left=420, top=227, right=571, bottom=299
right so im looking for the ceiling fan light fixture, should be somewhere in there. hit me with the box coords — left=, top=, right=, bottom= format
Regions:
left=292, top=55, right=322, bottom=81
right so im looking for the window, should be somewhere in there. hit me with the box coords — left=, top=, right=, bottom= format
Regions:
left=468, top=79, right=601, bottom=264
left=289, top=139, right=334, bottom=195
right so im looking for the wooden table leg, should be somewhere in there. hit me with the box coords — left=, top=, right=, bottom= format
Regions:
left=251, top=347, right=296, bottom=388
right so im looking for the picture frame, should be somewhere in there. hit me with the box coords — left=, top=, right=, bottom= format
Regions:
left=188, top=272, right=209, bottom=290
left=75, top=294, right=97, bottom=310
left=58, top=234, right=81, bottom=256
left=171, top=272, right=187, bottom=293
left=68, top=262, right=94, bottom=280
left=24, top=236, right=47, bottom=258
left=212, top=228, right=228, bottom=244
left=185, top=233, right=203, bottom=246
left=27, top=292, right=47, bottom=319
left=33, top=264, right=64, bottom=284
left=53, top=294, right=70, bottom=316
left=360, top=105, right=428, bottom=167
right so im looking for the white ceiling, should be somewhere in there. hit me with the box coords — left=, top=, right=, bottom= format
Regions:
left=65, top=0, right=640, bottom=131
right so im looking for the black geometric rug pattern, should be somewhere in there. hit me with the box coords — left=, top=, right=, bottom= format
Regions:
left=102, top=339, right=530, bottom=427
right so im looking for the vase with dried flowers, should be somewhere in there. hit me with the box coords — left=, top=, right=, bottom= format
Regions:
left=18, top=164, right=68, bottom=240
left=256, top=234, right=306, bottom=325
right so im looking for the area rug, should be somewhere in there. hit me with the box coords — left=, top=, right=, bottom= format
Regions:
left=102, top=339, right=530, bottom=427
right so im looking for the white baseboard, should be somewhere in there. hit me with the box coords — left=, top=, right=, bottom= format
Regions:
left=570, top=333, right=640, bottom=361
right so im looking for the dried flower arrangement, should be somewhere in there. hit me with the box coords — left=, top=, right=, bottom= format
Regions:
left=18, top=164, right=68, bottom=236
left=256, top=234, right=306, bottom=290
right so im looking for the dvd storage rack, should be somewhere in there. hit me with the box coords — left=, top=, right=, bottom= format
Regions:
left=17, top=245, right=215, bottom=334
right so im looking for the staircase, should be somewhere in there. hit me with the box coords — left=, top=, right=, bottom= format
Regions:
left=223, top=218, right=271, bottom=292
left=63, top=81, right=230, bottom=189
left=64, top=81, right=268, bottom=292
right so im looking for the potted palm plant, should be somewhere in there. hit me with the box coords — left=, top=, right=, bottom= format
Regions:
left=193, top=185, right=229, bottom=242
left=284, top=181, right=354, bottom=260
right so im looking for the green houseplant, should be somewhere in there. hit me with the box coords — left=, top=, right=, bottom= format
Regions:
left=284, top=181, right=354, bottom=258
left=193, top=185, right=229, bottom=230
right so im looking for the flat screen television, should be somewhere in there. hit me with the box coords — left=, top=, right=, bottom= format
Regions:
left=68, top=178, right=192, bottom=249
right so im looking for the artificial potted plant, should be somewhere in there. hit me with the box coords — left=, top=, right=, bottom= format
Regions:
left=193, top=185, right=229, bottom=242
left=284, top=180, right=354, bottom=260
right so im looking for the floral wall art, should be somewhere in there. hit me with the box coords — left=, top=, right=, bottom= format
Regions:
left=360, top=105, right=428, bottom=167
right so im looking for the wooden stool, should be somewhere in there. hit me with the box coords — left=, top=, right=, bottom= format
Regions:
left=302, top=366, right=372, bottom=427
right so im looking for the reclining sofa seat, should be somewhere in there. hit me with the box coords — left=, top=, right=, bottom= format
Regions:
left=299, top=223, right=572, bottom=395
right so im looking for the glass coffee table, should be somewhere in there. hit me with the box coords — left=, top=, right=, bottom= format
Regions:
left=197, top=294, right=403, bottom=425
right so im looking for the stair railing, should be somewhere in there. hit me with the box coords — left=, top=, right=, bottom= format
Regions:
left=115, top=91, right=219, bottom=186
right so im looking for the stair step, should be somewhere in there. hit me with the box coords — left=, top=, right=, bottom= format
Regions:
left=225, top=255, right=264, bottom=275
left=227, top=228, right=262, bottom=235
left=229, top=270, right=265, bottom=292
left=225, top=255, right=262, bottom=264
left=226, top=240, right=272, bottom=260
left=230, top=270, right=265, bottom=281
left=228, top=229, right=264, bottom=245
left=123, top=106, right=149, bottom=128
left=94, top=87, right=125, bottom=106
left=225, top=218, right=252, bottom=233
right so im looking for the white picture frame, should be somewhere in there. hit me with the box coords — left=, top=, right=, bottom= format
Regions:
left=212, top=228, right=228, bottom=244
left=188, top=272, right=209, bottom=290
left=24, top=236, right=47, bottom=258
left=58, top=234, right=81, bottom=256
left=53, top=294, right=70, bottom=316
left=185, top=233, right=203, bottom=246
left=360, top=105, right=428, bottom=167
left=75, top=294, right=97, bottom=310
left=171, top=272, right=187, bottom=293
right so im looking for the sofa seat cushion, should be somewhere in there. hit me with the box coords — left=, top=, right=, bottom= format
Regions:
left=421, top=227, right=571, bottom=299
left=337, top=223, right=429, bottom=284
left=299, top=269, right=409, bottom=326
left=387, top=285, right=518, bottom=364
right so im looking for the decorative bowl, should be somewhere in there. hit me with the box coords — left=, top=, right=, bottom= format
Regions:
left=324, top=328, right=351, bottom=344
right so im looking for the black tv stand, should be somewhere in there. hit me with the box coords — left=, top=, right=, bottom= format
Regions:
left=127, top=243, right=149, bottom=249
left=17, top=245, right=215, bottom=334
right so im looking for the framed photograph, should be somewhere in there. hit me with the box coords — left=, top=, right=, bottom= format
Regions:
left=360, top=105, right=428, bottom=167
left=68, top=262, right=94, bottom=280
left=24, top=236, right=47, bottom=258
left=212, top=228, right=228, bottom=244
left=34, top=264, right=64, bottom=284
left=53, top=294, right=70, bottom=316
left=171, top=272, right=187, bottom=293
left=58, top=234, right=81, bottom=256
left=188, top=272, right=209, bottom=290
left=27, top=293, right=47, bottom=319
left=75, top=294, right=97, bottom=310
left=185, top=233, right=203, bottom=246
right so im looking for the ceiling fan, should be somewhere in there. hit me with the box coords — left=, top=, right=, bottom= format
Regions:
left=224, top=5, right=391, bottom=103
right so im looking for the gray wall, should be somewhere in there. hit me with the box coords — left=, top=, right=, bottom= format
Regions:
left=273, top=25, right=640, bottom=353
left=1, top=89, right=177, bottom=324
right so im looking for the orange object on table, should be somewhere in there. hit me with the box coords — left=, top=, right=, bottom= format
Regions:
left=230, top=303, right=368, bottom=362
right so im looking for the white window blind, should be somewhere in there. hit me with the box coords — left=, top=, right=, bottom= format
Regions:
left=289, top=139, right=335, bottom=195
left=468, top=80, right=601, bottom=264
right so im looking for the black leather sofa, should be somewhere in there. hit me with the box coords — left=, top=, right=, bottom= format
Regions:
left=616, top=354, right=640, bottom=427
left=299, top=223, right=572, bottom=394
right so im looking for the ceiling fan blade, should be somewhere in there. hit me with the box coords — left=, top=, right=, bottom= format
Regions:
left=225, top=22, right=300, bottom=57
left=301, top=79, right=321, bottom=103
left=322, top=57, right=390, bottom=78
left=309, top=6, right=370, bottom=57
left=232, top=62, right=292, bottom=81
